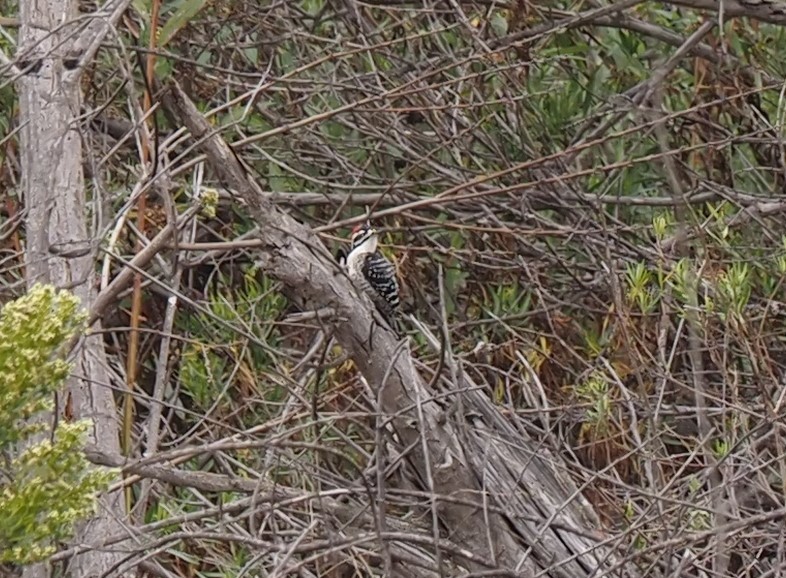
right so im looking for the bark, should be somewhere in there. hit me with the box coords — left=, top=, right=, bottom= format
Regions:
left=164, top=82, right=643, bottom=578
left=17, top=0, right=131, bottom=576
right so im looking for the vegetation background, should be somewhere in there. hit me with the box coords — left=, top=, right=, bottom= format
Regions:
left=3, top=0, right=786, bottom=576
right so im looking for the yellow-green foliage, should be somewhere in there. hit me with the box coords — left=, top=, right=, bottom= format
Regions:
left=0, top=284, right=116, bottom=564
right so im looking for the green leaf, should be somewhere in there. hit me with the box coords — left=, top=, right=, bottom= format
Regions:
left=158, top=0, right=208, bottom=49
left=490, top=12, right=508, bottom=37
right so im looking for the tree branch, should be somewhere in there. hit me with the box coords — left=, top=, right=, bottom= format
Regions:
left=666, top=0, right=786, bottom=25
left=161, top=80, right=640, bottom=577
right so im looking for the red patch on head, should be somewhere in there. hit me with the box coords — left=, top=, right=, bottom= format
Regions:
left=352, top=223, right=364, bottom=234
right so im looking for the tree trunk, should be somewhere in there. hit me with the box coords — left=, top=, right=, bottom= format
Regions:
left=18, top=1, right=126, bottom=576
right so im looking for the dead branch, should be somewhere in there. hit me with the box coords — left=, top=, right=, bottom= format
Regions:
left=162, top=80, right=641, bottom=578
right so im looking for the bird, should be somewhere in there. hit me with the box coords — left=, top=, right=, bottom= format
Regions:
left=339, top=223, right=401, bottom=331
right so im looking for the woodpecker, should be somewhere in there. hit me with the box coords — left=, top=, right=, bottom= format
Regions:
left=341, top=223, right=400, bottom=330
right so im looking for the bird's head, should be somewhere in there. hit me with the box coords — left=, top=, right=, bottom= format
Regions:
left=350, top=222, right=377, bottom=253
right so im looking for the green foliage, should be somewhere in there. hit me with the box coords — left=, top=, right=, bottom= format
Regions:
left=177, top=270, right=286, bottom=417
left=0, top=285, right=83, bottom=448
left=179, top=342, right=228, bottom=409
left=712, top=437, right=730, bottom=459
left=488, top=282, right=531, bottom=319
left=200, top=187, right=219, bottom=219
left=625, top=261, right=658, bottom=314
left=158, top=0, right=209, bottom=49
left=576, top=371, right=611, bottom=435
left=652, top=213, right=672, bottom=241
left=717, top=262, right=752, bottom=322
left=0, top=284, right=115, bottom=564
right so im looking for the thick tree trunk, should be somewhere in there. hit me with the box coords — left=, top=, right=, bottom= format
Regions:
left=18, top=1, right=126, bottom=576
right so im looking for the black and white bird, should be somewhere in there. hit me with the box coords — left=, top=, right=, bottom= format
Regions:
left=337, top=223, right=400, bottom=331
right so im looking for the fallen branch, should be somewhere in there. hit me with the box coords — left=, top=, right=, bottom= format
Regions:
left=162, top=80, right=640, bottom=577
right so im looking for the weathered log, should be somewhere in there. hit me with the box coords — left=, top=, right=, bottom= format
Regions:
left=163, top=80, right=641, bottom=578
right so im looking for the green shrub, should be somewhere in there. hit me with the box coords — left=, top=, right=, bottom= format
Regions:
left=0, top=284, right=115, bottom=564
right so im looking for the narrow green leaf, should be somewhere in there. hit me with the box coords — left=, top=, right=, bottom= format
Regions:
left=158, top=0, right=208, bottom=49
